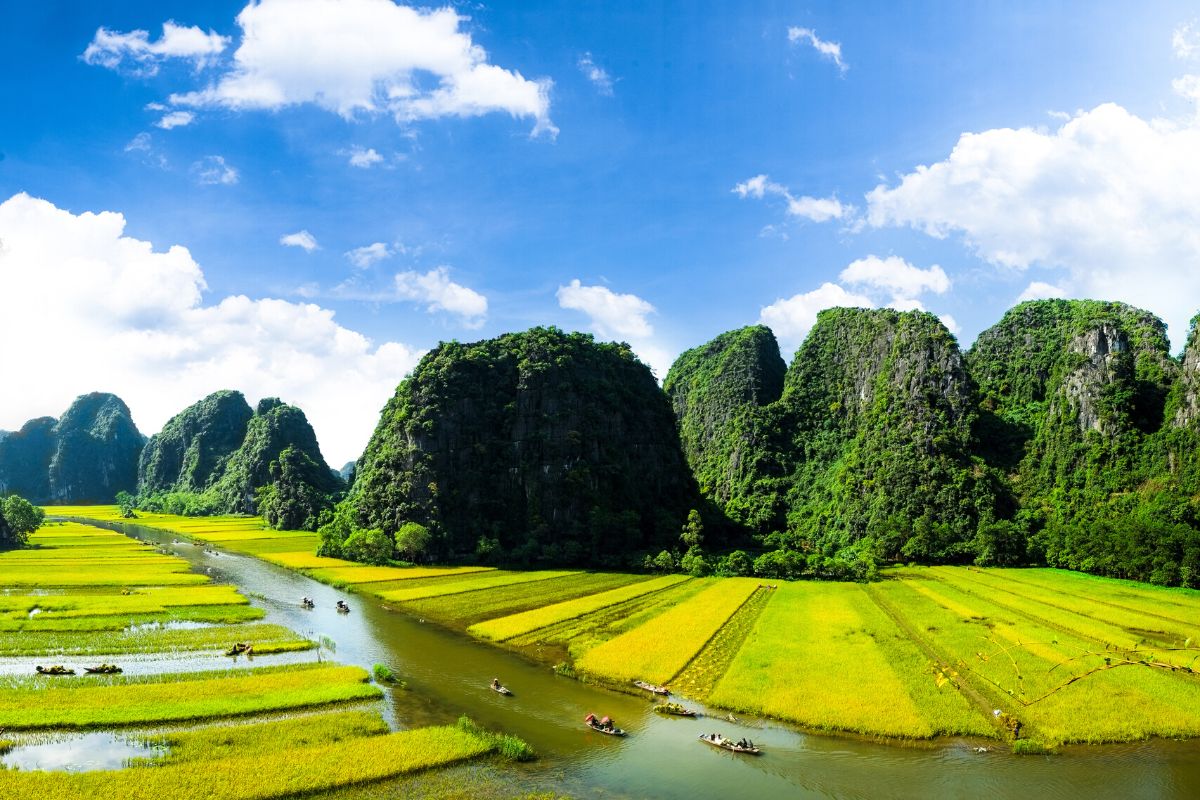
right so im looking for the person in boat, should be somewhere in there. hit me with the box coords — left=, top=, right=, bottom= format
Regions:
left=599, top=716, right=614, bottom=731
left=491, top=677, right=501, bottom=690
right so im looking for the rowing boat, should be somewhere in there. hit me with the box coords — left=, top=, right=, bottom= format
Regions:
left=699, top=733, right=761, bottom=754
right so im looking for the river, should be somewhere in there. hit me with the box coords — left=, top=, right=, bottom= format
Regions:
left=61, top=520, right=1200, bottom=799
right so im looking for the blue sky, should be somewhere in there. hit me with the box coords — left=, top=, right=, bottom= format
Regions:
left=3, top=1, right=1200, bottom=463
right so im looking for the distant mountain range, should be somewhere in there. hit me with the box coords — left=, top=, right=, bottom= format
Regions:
left=6, top=299, right=1200, bottom=585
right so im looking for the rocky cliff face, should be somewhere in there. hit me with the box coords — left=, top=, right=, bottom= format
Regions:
left=137, top=390, right=254, bottom=494
left=48, top=393, right=144, bottom=503
left=0, top=417, right=57, bottom=500
left=664, top=326, right=786, bottom=529
left=350, top=327, right=699, bottom=564
left=0, top=394, right=144, bottom=504
left=968, top=300, right=1174, bottom=501
left=779, top=308, right=991, bottom=554
left=1171, top=315, right=1200, bottom=429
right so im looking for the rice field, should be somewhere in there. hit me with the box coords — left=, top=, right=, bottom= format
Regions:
left=2, top=722, right=497, bottom=800
left=0, top=514, right=508, bottom=796
left=575, top=578, right=761, bottom=684
left=51, top=507, right=1200, bottom=750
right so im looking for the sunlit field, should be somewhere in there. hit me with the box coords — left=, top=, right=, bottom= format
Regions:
left=52, top=508, right=1200, bottom=749
left=0, top=516, right=513, bottom=798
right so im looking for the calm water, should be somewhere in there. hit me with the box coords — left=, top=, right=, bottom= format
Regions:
left=59, top=519, right=1200, bottom=798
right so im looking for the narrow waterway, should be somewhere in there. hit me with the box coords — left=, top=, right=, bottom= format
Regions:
left=65, top=520, right=1200, bottom=799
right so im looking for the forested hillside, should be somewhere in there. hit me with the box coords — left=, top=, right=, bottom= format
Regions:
left=337, top=327, right=700, bottom=566
left=136, top=392, right=342, bottom=529
left=672, top=301, right=1200, bottom=586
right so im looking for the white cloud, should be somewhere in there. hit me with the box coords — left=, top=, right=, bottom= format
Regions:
left=733, top=173, right=849, bottom=223
left=192, top=155, right=238, bottom=185
left=83, top=21, right=229, bottom=74
left=347, top=146, right=383, bottom=168
left=161, top=0, right=555, bottom=136
left=787, top=26, right=846, bottom=74
left=280, top=230, right=319, bottom=252
left=758, top=282, right=873, bottom=353
left=939, top=314, right=962, bottom=337
left=394, top=266, right=487, bottom=327
left=556, top=279, right=656, bottom=339
left=1016, top=280, right=1068, bottom=303
left=1175, top=21, right=1200, bottom=60
left=155, top=110, right=195, bottom=129
left=839, top=255, right=950, bottom=297
left=124, top=133, right=152, bottom=152
left=0, top=193, right=421, bottom=465
left=345, top=242, right=393, bottom=269
left=865, top=100, right=1200, bottom=344
left=578, top=52, right=614, bottom=96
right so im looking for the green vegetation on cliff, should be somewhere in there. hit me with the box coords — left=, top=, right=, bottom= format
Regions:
left=340, top=327, right=699, bottom=567
left=664, top=325, right=787, bottom=533
left=0, top=394, right=142, bottom=504
left=137, top=393, right=342, bottom=529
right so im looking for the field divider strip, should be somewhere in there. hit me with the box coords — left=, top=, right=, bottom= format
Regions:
left=665, top=585, right=768, bottom=685
left=962, top=567, right=1200, bottom=631
left=863, top=582, right=1026, bottom=741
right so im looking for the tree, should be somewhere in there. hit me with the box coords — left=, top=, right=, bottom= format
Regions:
left=342, top=528, right=393, bottom=565
left=0, top=495, right=44, bottom=549
left=115, top=491, right=137, bottom=519
left=680, top=509, right=704, bottom=549
left=680, top=545, right=709, bottom=576
left=394, top=521, right=432, bottom=562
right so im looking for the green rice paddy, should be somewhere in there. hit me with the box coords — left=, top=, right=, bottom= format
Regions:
left=50, top=507, right=1200, bottom=752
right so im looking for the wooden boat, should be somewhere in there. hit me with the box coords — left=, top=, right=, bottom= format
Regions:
left=654, top=702, right=697, bottom=717
left=84, top=664, right=122, bottom=674
left=300, top=598, right=315, bottom=609
left=35, top=665, right=75, bottom=676
left=633, top=680, right=669, bottom=695
left=335, top=602, right=350, bottom=614
left=225, top=642, right=253, bottom=656
left=490, top=683, right=512, bottom=696
left=586, top=720, right=626, bottom=736
left=584, top=714, right=625, bottom=736
left=698, top=733, right=761, bottom=755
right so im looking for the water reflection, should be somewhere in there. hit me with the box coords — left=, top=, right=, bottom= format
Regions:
left=1, top=732, right=163, bottom=773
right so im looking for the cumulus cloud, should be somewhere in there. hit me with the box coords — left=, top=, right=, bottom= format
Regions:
left=83, top=21, right=229, bottom=75
left=345, top=242, right=393, bottom=269
left=394, top=266, right=487, bottom=327
left=150, top=0, right=554, bottom=136
left=865, top=100, right=1200, bottom=343
left=838, top=255, right=950, bottom=298
left=0, top=193, right=421, bottom=465
left=555, top=279, right=672, bottom=378
left=280, top=230, right=319, bottom=252
left=733, top=174, right=849, bottom=223
left=758, top=282, right=873, bottom=354
left=1016, top=280, right=1068, bottom=303
left=347, top=146, right=383, bottom=168
left=578, top=52, right=614, bottom=96
left=556, top=279, right=655, bottom=339
left=155, top=110, right=195, bottom=129
left=787, top=26, right=846, bottom=74
left=191, top=155, right=238, bottom=185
